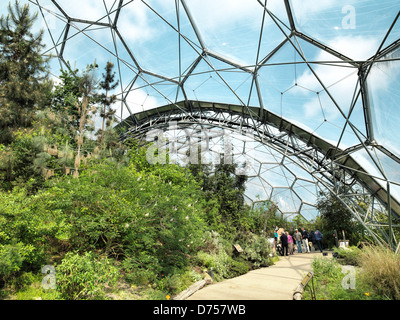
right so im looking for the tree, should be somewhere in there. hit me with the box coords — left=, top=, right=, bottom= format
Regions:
left=316, top=192, right=364, bottom=247
left=262, top=201, right=278, bottom=234
left=97, top=61, right=119, bottom=145
left=188, top=156, right=249, bottom=236
left=73, top=64, right=98, bottom=178
left=51, top=67, right=98, bottom=143
left=0, top=0, right=51, bottom=144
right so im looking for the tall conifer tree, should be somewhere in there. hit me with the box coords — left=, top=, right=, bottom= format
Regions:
left=98, top=61, right=119, bottom=145
left=0, top=0, right=51, bottom=144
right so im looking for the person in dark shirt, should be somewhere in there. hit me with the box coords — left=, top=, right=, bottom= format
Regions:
left=301, top=227, right=310, bottom=253
left=309, top=230, right=316, bottom=252
left=314, top=230, right=324, bottom=252
left=280, top=231, right=289, bottom=256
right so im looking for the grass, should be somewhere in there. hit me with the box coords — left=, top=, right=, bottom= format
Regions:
left=303, top=245, right=399, bottom=300
left=303, top=256, right=378, bottom=300
left=1, top=276, right=171, bottom=300
left=358, top=245, right=400, bottom=300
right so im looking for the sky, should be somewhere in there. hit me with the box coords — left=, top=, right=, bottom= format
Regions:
left=2, top=0, right=400, bottom=211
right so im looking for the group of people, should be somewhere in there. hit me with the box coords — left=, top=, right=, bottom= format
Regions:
left=274, top=226, right=324, bottom=256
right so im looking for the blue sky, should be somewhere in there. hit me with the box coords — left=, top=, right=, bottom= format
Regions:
left=2, top=0, right=400, bottom=210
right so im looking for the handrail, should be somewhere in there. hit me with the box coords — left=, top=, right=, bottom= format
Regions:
left=293, top=271, right=316, bottom=300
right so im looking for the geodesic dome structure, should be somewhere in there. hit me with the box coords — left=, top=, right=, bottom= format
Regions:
left=29, top=0, right=400, bottom=248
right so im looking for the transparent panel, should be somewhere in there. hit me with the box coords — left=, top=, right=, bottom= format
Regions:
left=51, top=0, right=119, bottom=23
left=271, top=187, right=301, bottom=213
left=60, top=23, right=115, bottom=70
left=184, top=0, right=289, bottom=67
left=183, top=57, right=252, bottom=105
left=300, top=204, right=319, bottom=221
left=246, top=177, right=272, bottom=200
left=292, top=179, right=318, bottom=205
left=260, top=163, right=295, bottom=188
left=289, top=0, right=400, bottom=61
left=125, top=74, right=178, bottom=113
left=367, top=47, right=400, bottom=157
left=381, top=14, right=400, bottom=50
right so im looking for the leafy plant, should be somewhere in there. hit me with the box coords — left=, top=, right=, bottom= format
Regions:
left=305, top=257, right=376, bottom=300
left=358, top=245, right=400, bottom=300
left=333, top=246, right=362, bottom=266
left=56, top=251, right=120, bottom=300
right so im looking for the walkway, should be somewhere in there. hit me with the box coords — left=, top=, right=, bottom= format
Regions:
left=187, top=252, right=326, bottom=300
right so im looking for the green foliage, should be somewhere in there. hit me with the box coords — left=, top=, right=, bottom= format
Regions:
left=234, top=231, right=272, bottom=268
left=0, top=188, right=57, bottom=272
left=196, top=250, right=233, bottom=281
left=306, top=257, right=366, bottom=300
left=305, top=250, right=398, bottom=300
left=56, top=251, right=120, bottom=300
left=97, top=61, right=119, bottom=144
left=157, top=270, right=202, bottom=295
left=0, top=243, right=27, bottom=284
left=358, top=245, right=400, bottom=300
left=312, top=257, right=343, bottom=282
left=51, top=66, right=98, bottom=138
left=316, top=192, right=365, bottom=248
left=122, top=254, right=161, bottom=286
left=333, top=246, right=362, bottom=266
left=0, top=0, right=51, bottom=144
left=0, top=2, right=275, bottom=301
left=229, top=259, right=252, bottom=277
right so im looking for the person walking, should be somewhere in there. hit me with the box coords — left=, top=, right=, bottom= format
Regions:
left=301, top=227, right=310, bottom=253
left=309, top=230, right=316, bottom=252
left=280, top=230, right=288, bottom=256
left=287, top=232, right=294, bottom=255
left=314, top=230, right=324, bottom=252
left=294, top=229, right=302, bottom=253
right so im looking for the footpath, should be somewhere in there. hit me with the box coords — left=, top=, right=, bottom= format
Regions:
left=187, top=251, right=326, bottom=300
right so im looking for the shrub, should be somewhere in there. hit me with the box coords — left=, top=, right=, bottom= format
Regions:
left=12, top=272, right=60, bottom=300
left=229, top=259, right=252, bottom=277
left=196, top=251, right=216, bottom=269
left=234, top=231, right=272, bottom=267
left=0, top=243, right=35, bottom=286
left=307, top=256, right=376, bottom=300
left=56, top=251, right=120, bottom=300
left=358, top=245, right=400, bottom=300
left=195, top=250, right=233, bottom=281
left=157, top=270, right=202, bottom=295
left=122, top=254, right=161, bottom=286
left=312, top=257, right=343, bottom=282
left=200, top=230, right=228, bottom=254
left=333, top=246, right=362, bottom=266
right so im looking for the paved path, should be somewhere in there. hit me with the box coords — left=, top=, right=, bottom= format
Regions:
left=187, top=252, right=326, bottom=300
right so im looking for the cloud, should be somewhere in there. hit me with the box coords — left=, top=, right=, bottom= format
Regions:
left=51, top=0, right=109, bottom=22
left=185, top=0, right=263, bottom=31
left=297, top=35, right=379, bottom=120
left=116, top=1, right=157, bottom=43
left=289, top=0, right=360, bottom=30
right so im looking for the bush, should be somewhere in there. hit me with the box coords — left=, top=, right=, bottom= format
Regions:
left=358, top=245, right=400, bottom=300
left=0, top=243, right=36, bottom=286
left=229, top=259, right=252, bottom=277
left=157, top=270, right=202, bottom=295
left=122, top=254, right=161, bottom=286
left=0, top=244, right=25, bottom=285
left=333, top=246, right=362, bottom=266
left=307, top=257, right=376, bottom=300
left=56, top=251, right=120, bottom=300
left=234, top=231, right=272, bottom=267
left=196, top=250, right=233, bottom=281
left=312, top=257, right=343, bottom=283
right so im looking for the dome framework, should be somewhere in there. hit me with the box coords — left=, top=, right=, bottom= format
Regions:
left=30, top=0, right=400, bottom=250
